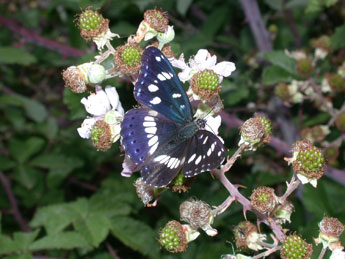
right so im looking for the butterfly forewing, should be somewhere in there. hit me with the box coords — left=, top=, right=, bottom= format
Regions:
left=134, top=47, right=193, bottom=124
left=183, top=130, right=226, bottom=178
left=121, top=108, right=178, bottom=165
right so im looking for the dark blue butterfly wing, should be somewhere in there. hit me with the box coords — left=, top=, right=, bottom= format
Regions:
left=121, top=108, right=178, bottom=165
left=183, top=130, right=226, bottom=177
left=141, top=139, right=188, bottom=187
left=134, top=46, right=193, bottom=124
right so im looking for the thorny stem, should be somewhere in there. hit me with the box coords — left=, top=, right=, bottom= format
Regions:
left=278, top=173, right=301, bottom=203
left=252, top=235, right=281, bottom=259
left=0, top=170, right=31, bottom=232
left=213, top=144, right=247, bottom=174
left=95, top=41, right=116, bottom=64
left=213, top=196, right=235, bottom=216
left=318, top=246, right=327, bottom=259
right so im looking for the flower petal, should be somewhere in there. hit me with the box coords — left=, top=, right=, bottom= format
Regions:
left=104, top=86, right=124, bottom=115
left=213, top=61, right=236, bottom=77
left=81, top=86, right=111, bottom=116
left=77, top=118, right=98, bottom=139
left=205, top=115, right=221, bottom=135
left=171, top=54, right=188, bottom=70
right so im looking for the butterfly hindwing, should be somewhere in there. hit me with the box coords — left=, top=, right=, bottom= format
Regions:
left=183, top=130, right=226, bottom=178
left=121, top=108, right=178, bottom=165
left=134, top=47, right=193, bottom=124
left=141, top=140, right=188, bottom=187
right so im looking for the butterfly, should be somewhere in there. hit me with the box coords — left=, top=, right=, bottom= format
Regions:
left=120, top=46, right=225, bottom=187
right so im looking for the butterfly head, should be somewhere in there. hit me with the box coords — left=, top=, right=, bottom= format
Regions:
left=196, top=118, right=206, bottom=130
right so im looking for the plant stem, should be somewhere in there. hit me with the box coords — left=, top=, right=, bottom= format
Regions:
left=318, top=246, right=327, bottom=259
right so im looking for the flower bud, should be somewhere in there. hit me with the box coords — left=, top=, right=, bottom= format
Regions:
left=272, top=200, right=294, bottom=224
left=179, top=199, right=216, bottom=236
left=312, top=35, right=332, bottom=60
left=314, top=217, right=344, bottom=249
left=296, top=58, right=313, bottom=78
left=87, top=64, right=106, bottom=84
left=291, top=140, right=325, bottom=187
left=114, top=44, right=143, bottom=75
left=159, top=220, right=199, bottom=253
left=281, top=233, right=313, bottom=259
left=239, top=116, right=271, bottom=151
left=156, top=25, right=175, bottom=47
left=233, top=221, right=266, bottom=251
left=324, top=146, right=339, bottom=165
left=250, top=186, right=278, bottom=215
left=336, top=113, right=345, bottom=132
left=144, top=8, right=169, bottom=32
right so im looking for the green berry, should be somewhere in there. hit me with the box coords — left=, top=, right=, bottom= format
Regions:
left=91, top=125, right=103, bottom=143
left=296, top=147, right=324, bottom=172
left=159, top=221, right=186, bottom=253
left=275, top=83, right=290, bottom=100
left=172, top=173, right=185, bottom=186
left=281, top=234, right=312, bottom=259
left=79, top=10, right=103, bottom=32
left=257, top=117, right=272, bottom=136
left=121, top=46, right=141, bottom=67
left=329, top=74, right=345, bottom=92
left=195, top=70, right=219, bottom=91
left=296, top=59, right=313, bottom=77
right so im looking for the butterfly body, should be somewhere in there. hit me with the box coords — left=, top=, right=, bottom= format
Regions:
left=121, top=47, right=225, bottom=187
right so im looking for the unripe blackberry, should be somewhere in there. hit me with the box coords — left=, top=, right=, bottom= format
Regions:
left=268, top=24, right=278, bottom=35
left=170, top=173, right=193, bottom=193
left=144, top=8, right=169, bottom=32
left=275, top=83, right=290, bottom=101
left=239, top=116, right=271, bottom=150
left=195, top=70, right=219, bottom=91
left=324, top=146, right=339, bottom=165
left=319, top=217, right=344, bottom=238
left=329, top=74, right=345, bottom=92
left=335, top=113, right=345, bottom=132
left=250, top=186, right=277, bottom=214
left=190, top=70, right=221, bottom=101
left=293, top=145, right=324, bottom=178
left=77, top=8, right=109, bottom=41
left=296, top=59, right=313, bottom=78
left=179, top=199, right=213, bottom=232
left=312, top=35, right=332, bottom=51
left=280, top=234, right=313, bottom=259
left=114, top=44, right=143, bottom=75
left=90, top=120, right=112, bottom=151
left=159, top=221, right=187, bottom=253
left=273, top=200, right=294, bottom=224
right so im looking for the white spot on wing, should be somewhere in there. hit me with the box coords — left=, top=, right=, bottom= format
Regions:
left=203, top=136, right=209, bottom=144
left=145, top=127, right=157, bottom=134
left=207, top=148, right=212, bottom=156
left=155, top=56, right=161, bottom=62
left=195, top=155, right=202, bottom=165
left=143, top=121, right=156, bottom=127
left=148, top=84, right=159, bottom=92
left=150, top=97, right=161, bottom=104
left=188, top=154, right=196, bottom=163
left=218, top=151, right=222, bottom=156
left=172, top=93, right=181, bottom=98
left=144, top=116, right=154, bottom=121
left=148, top=136, right=158, bottom=146
left=149, top=142, right=159, bottom=154
left=162, top=72, right=172, bottom=79
left=157, top=74, right=166, bottom=81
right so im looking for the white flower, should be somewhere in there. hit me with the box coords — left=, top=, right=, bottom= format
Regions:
left=171, top=49, right=236, bottom=83
left=296, top=173, right=318, bottom=188
left=157, top=25, right=175, bottom=47
left=285, top=49, right=307, bottom=60
left=315, top=48, right=328, bottom=60
left=77, top=86, right=124, bottom=141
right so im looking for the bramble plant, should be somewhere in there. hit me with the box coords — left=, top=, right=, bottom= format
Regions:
left=1, top=1, right=345, bottom=258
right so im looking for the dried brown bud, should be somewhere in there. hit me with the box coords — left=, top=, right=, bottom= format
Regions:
left=144, top=8, right=169, bottom=32
left=180, top=199, right=212, bottom=230
left=250, top=186, right=278, bottom=214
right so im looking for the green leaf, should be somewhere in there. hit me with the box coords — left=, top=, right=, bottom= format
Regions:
left=9, top=137, right=45, bottom=163
left=202, top=7, right=228, bottom=38
left=0, top=230, right=39, bottom=254
left=261, top=51, right=297, bottom=75
left=264, top=0, right=283, bottom=10
left=109, top=216, right=159, bottom=258
left=30, top=203, right=76, bottom=235
left=222, top=81, right=250, bottom=106
left=177, top=0, right=193, bottom=16
left=0, top=156, right=16, bottom=171
left=305, top=0, right=323, bottom=13
left=30, top=153, right=83, bottom=171
left=0, top=47, right=37, bottom=65
left=13, top=165, right=42, bottom=189
left=73, top=212, right=110, bottom=247
left=0, top=95, right=47, bottom=122
left=331, top=24, right=345, bottom=50
left=37, top=118, right=58, bottom=139
left=29, top=231, right=89, bottom=250
left=6, top=254, right=33, bottom=259
left=63, top=88, right=87, bottom=120
left=285, top=0, right=309, bottom=9
left=262, top=66, right=294, bottom=85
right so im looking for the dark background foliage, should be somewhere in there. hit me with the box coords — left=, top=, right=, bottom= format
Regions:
left=0, top=0, right=344, bottom=258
